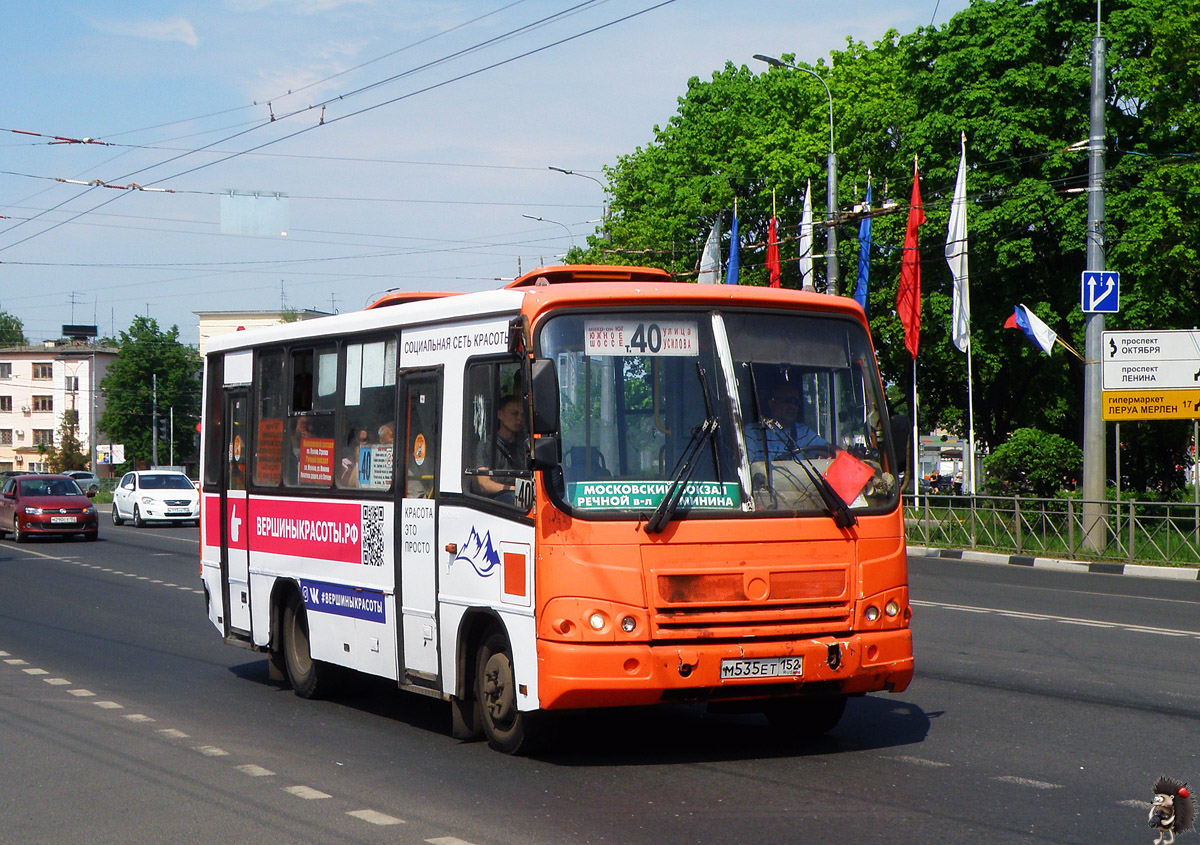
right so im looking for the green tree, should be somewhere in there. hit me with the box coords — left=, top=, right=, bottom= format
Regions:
left=573, top=0, right=1200, bottom=496
left=0, top=311, right=27, bottom=346
left=98, top=317, right=201, bottom=469
left=47, top=409, right=89, bottom=472
left=983, top=427, right=1083, bottom=497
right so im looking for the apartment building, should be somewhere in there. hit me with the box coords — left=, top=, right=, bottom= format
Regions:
left=0, top=344, right=117, bottom=474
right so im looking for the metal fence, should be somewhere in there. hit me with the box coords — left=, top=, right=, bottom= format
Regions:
left=905, top=494, right=1200, bottom=566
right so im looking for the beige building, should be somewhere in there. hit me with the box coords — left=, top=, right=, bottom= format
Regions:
left=0, top=343, right=117, bottom=474
left=196, top=309, right=329, bottom=357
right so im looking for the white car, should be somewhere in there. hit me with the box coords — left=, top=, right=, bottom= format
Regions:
left=112, top=470, right=200, bottom=527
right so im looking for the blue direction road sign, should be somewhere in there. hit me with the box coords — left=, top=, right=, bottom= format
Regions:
left=1081, top=270, right=1120, bottom=313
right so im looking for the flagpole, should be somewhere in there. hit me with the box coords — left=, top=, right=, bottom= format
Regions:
left=966, top=340, right=976, bottom=495
left=912, top=358, right=920, bottom=500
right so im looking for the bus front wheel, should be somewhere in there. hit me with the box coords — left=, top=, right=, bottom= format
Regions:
left=475, top=632, right=540, bottom=755
left=282, top=591, right=329, bottom=699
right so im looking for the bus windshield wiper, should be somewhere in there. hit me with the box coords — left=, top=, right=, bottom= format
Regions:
left=762, top=419, right=856, bottom=529
left=644, top=416, right=718, bottom=534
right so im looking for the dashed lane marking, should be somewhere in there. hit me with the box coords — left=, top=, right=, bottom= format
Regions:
left=237, top=764, right=276, bottom=777
left=889, top=755, right=951, bottom=768
left=994, top=776, right=1062, bottom=790
left=4, top=649, right=490, bottom=845
left=347, top=809, right=404, bottom=826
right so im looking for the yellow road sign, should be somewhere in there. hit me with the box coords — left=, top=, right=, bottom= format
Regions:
left=1102, top=389, right=1200, bottom=420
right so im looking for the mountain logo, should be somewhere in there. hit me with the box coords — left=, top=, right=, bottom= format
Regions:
left=454, top=525, right=500, bottom=577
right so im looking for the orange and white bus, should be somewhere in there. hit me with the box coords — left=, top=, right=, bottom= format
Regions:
left=199, top=265, right=913, bottom=753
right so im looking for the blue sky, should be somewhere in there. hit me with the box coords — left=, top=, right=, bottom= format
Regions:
left=0, top=0, right=970, bottom=345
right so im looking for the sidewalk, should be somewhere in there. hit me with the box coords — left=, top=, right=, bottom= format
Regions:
left=908, top=545, right=1200, bottom=582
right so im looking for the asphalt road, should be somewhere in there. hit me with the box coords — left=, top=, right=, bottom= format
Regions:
left=0, top=516, right=1197, bottom=844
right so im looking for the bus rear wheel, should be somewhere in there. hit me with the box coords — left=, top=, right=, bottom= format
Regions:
left=475, top=632, right=540, bottom=755
left=764, top=694, right=848, bottom=739
left=281, top=591, right=329, bottom=699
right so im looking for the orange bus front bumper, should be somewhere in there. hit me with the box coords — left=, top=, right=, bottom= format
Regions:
left=536, top=628, right=913, bottom=710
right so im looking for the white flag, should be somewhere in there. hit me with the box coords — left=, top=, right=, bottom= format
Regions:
left=697, top=222, right=722, bottom=284
left=946, top=133, right=970, bottom=353
left=798, top=180, right=814, bottom=291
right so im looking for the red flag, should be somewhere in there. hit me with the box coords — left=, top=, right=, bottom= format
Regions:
left=896, top=162, right=925, bottom=359
left=766, top=215, right=781, bottom=288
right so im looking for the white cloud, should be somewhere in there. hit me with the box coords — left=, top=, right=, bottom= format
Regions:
left=89, top=16, right=199, bottom=47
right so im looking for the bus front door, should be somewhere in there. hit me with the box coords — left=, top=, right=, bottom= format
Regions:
left=396, top=371, right=441, bottom=686
left=222, top=388, right=252, bottom=634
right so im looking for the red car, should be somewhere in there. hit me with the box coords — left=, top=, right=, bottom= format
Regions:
left=0, top=474, right=99, bottom=542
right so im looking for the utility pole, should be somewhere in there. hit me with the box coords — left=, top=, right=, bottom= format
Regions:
left=169, top=406, right=174, bottom=467
left=152, top=373, right=158, bottom=467
left=1082, top=6, right=1107, bottom=552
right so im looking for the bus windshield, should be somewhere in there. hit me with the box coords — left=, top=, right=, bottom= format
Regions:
left=539, top=309, right=899, bottom=518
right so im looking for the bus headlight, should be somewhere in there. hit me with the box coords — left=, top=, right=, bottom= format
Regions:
left=588, top=612, right=606, bottom=631
left=620, top=615, right=637, bottom=633
left=864, top=605, right=880, bottom=622
left=884, top=600, right=900, bottom=617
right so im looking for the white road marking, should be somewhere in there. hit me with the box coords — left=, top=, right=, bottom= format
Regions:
left=284, top=785, right=331, bottom=800
left=69, top=689, right=95, bottom=697
left=94, top=701, right=123, bottom=710
left=194, top=746, right=229, bottom=757
left=993, top=776, right=1062, bottom=789
left=5, top=658, right=29, bottom=665
left=124, top=714, right=155, bottom=723
left=23, top=668, right=48, bottom=675
left=890, top=755, right=951, bottom=768
left=158, top=728, right=189, bottom=739
left=0, top=651, right=8, bottom=656
left=236, top=764, right=275, bottom=777
left=1120, top=799, right=1152, bottom=809
left=912, top=599, right=1200, bottom=638
left=43, top=678, right=71, bottom=686
left=427, top=838, right=480, bottom=845
left=347, top=809, right=404, bottom=825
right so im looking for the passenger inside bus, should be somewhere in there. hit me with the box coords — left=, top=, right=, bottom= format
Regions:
left=339, top=427, right=372, bottom=487
left=474, top=394, right=527, bottom=502
left=746, top=381, right=830, bottom=461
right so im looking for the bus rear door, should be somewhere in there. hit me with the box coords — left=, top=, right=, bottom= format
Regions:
left=222, top=387, right=252, bottom=634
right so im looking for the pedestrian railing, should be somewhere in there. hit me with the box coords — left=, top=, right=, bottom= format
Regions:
left=905, top=494, right=1200, bottom=566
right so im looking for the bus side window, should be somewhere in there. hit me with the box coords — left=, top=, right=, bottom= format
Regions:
left=462, top=359, right=526, bottom=504
left=288, top=346, right=337, bottom=488
left=338, top=338, right=397, bottom=492
left=254, top=350, right=286, bottom=487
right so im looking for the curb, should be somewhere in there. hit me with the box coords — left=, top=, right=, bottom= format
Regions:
left=907, top=546, right=1200, bottom=582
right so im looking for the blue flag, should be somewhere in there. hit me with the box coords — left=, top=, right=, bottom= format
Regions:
left=854, top=182, right=872, bottom=315
left=725, top=212, right=739, bottom=285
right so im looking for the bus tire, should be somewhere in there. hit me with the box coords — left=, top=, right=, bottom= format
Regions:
left=475, top=632, right=540, bottom=755
left=764, top=695, right=847, bottom=739
left=281, top=590, right=329, bottom=699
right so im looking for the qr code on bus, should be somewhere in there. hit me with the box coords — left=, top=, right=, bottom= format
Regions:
left=362, top=505, right=385, bottom=567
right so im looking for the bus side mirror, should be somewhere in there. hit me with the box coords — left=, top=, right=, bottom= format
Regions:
left=530, top=358, right=559, bottom=436
left=531, top=435, right=560, bottom=471
left=889, top=413, right=910, bottom=483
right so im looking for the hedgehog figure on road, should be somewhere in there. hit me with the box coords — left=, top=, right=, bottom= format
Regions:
left=1150, top=777, right=1196, bottom=845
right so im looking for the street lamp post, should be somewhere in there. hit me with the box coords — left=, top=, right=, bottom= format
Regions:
left=753, top=55, right=839, bottom=294
left=522, top=214, right=575, bottom=251
left=549, top=166, right=609, bottom=238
